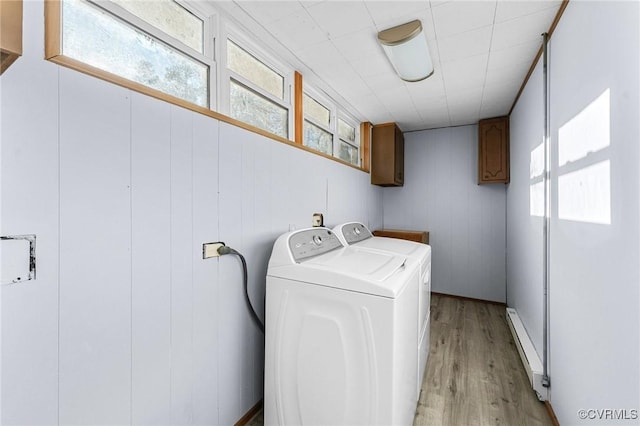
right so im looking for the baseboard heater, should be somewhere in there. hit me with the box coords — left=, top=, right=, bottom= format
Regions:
left=506, top=308, right=548, bottom=401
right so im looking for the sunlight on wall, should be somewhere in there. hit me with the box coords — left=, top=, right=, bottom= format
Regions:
left=557, top=89, right=611, bottom=225
left=559, top=90, right=610, bottom=167
left=530, top=142, right=544, bottom=217
left=558, top=160, right=611, bottom=224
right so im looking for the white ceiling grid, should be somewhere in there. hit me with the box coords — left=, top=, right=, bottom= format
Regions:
left=220, top=0, right=562, bottom=131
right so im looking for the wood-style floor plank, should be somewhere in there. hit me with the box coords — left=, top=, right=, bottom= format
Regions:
left=415, top=294, right=551, bottom=426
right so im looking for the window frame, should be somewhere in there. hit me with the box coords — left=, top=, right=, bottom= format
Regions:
left=302, top=87, right=335, bottom=156
left=219, top=23, right=294, bottom=140
left=45, top=0, right=367, bottom=172
left=336, top=114, right=361, bottom=166
left=58, top=0, right=216, bottom=109
left=302, top=84, right=361, bottom=167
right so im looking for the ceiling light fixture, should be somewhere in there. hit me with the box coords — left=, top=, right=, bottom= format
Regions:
left=378, top=20, right=434, bottom=82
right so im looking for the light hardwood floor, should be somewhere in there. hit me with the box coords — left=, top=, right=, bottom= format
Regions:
left=415, top=294, right=551, bottom=426
left=248, top=293, right=551, bottom=426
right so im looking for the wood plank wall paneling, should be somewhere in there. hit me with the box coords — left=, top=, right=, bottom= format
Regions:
left=58, top=67, right=132, bottom=425
left=191, top=113, right=220, bottom=425
left=0, top=1, right=59, bottom=423
left=131, top=93, right=173, bottom=423
left=1, top=2, right=385, bottom=425
left=382, top=126, right=507, bottom=303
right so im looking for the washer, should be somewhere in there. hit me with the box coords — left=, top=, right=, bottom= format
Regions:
left=333, top=222, right=432, bottom=398
left=265, top=227, right=419, bottom=426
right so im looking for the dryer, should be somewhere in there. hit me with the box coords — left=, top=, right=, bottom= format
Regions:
left=333, top=222, right=432, bottom=397
left=265, top=227, right=419, bottom=426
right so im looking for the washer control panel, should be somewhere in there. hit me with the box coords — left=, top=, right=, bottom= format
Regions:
left=289, top=228, right=343, bottom=262
left=341, top=222, right=373, bottom=245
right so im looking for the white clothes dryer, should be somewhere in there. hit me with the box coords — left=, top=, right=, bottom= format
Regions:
left=265, top=227, right=419, bottom=426
left=333, top=222, right=432, bottom=398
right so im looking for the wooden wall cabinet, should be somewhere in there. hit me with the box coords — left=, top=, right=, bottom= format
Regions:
left=478, top=116, right=510, bottom=184
left=0, top=0, right=23, bottom=75
left=371, top=122, right=404, bottom=187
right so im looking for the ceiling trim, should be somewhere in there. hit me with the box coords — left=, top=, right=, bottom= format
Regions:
left=509, top=0, right=571, bottom=115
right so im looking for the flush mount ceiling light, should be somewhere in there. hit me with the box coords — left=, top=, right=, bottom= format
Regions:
left=378, top=20, right=434, bottom=82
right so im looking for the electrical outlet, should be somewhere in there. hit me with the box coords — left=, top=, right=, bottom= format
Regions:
left=203, top=242, right=225, bottom=259
left=312, top=213, right=324, bottom=227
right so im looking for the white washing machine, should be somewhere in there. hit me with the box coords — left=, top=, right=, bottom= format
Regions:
left=265, top=227, right=419, bottom=426
left=333, top=222, right=432, bottom=398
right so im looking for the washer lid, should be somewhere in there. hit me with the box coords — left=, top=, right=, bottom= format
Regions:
left=267, top=227, right=418, bottom=297
left=269, top=247, right=415, bottom=298
left=304, top=247, right=407, bottom=283
left=356, top=236, right=431, bottom=262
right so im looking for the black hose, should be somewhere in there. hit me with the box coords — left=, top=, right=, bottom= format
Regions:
left=221, top=246, right=265, bottom=334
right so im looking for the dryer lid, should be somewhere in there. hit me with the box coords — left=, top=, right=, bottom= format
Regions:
left=303, top=247, right=407, bottom=283
left=356, top=236, right=431, bottom=261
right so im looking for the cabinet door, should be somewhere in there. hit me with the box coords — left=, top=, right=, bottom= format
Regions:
left=0, top=0, right=23, bottom=74
left=478, top=116, right=509, bottom=184
left=394, top=126, right=404, bottom=185
left=371, top=123, right=404, bottom=187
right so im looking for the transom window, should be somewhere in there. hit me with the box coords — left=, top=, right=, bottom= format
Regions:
left=111, top=0, right=204, bottom=53
left=226, top=39, right=290, bottom=139
left=49, top=0, right=364, bottom=169
left=337, top=118, right=359, bottom=165
left=303, top=90, right=360, bottom=166
left=60, top=0, right=211, bottom=108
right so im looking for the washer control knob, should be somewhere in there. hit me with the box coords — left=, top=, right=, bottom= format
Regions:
left=312, top=235, right=323, bottom=245
left=354, top=227, right=361, bottom=235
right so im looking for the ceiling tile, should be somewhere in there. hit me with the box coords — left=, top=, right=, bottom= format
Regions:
left=365, top=72, right=408, bottom=93
left=491, top=7, right=559, bottom=51
left=437, top=25, right=493, bottom=63
left=306, top=1, right=375, bottom=40
left=487, top=39, right=541, bottom=71
left=495, top=0, right=561, bottom=23
left=484, top=60, right=530, bottom=87
left=441, top=54, right=489, bottom=92
left=234, top=1, right=305, bottom=24
left=295, top=40, right=344, bottom=70
left=349, top=54, right=394, bottom=78
left=365, top=1, right=430, bottom=26
left=447, top=88, right=483, bottom=109
left=432, top=1, right=497, bottom=38
left=332, top=29, right=381, bottom=62
left=220, top=0, right=561, bottom=131
left=267, top=9, right=328, bottom=50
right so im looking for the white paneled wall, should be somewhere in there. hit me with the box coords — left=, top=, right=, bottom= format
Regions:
left=507, top=1, right=639, bottom=424
left=130, top=94, right=173, bottom=425
left=506, top=62, right=544, bottom=356
left=58, top=68, right=133, bottom=424
left=0, top=2, right=382, bottom=425
left=0, top=2, right=59, bottom=423
left=382, top=126, right=506, bottom=303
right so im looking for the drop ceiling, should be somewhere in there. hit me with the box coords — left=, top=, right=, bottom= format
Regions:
left=212, top=1, right=562, bottom=132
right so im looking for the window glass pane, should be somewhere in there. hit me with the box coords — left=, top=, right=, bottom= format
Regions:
left=338, top=140, right=359, bottom=165
left=230, top=80, right=288, bottom=138
left=111, top=0, right=204, bottom=53
left=63, top=0, right=208, bottom=107
left=227, top=40, right=283, bottom=100
left=338, top=118, right=356, bottom=142
left=304, top=121, right=332, bottom=156
left=303, top=93, right=330, bottom=127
